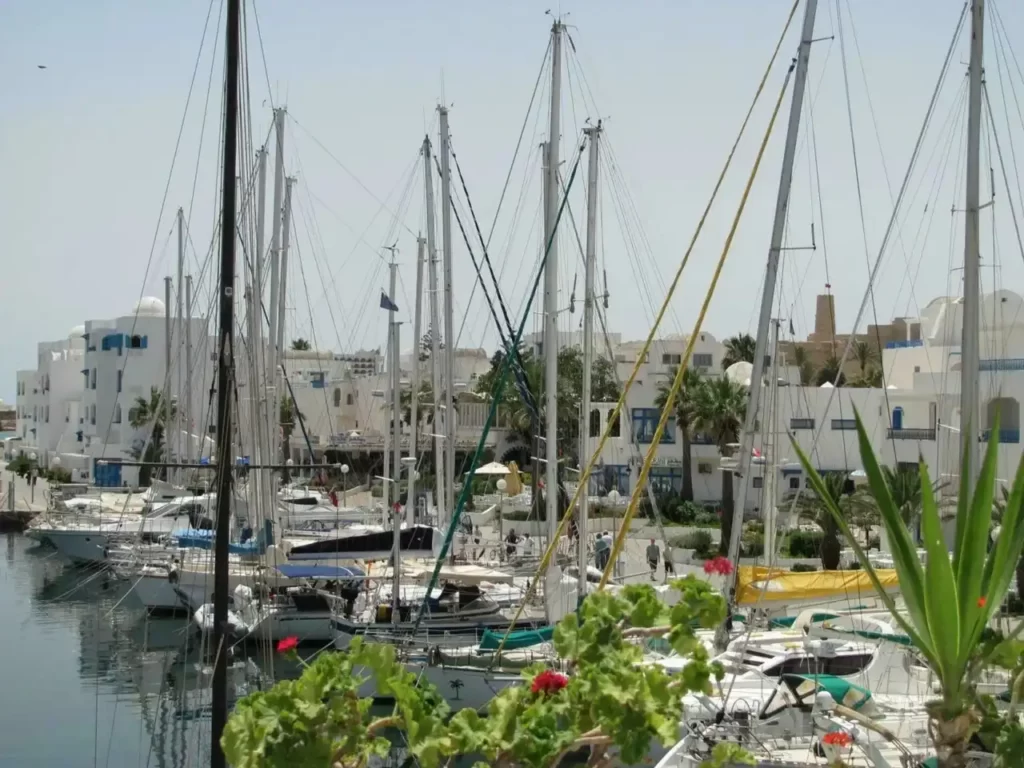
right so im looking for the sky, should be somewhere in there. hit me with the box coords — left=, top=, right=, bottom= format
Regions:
left=2, top=0, right=1024, bottom=402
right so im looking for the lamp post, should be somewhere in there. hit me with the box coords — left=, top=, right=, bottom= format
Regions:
left=340, top=463, right=350, bottom=507
left=496, top=477, right=507, bottom=554
left=28, top=451, right=37, bottom=503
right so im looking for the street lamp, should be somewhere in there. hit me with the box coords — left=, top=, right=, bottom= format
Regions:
left=496, top=477, right=508, bottom=546
left=340, top=463, right=350, bottom=506
left=28, top=451, right=37, bottom=503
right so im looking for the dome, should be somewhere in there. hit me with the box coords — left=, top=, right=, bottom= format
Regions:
left=724, top=361, right=753, bottom=387
left=819, top=381, right=834, bottom=389
left=69, top=324, right=86, bottom=339
left=132, top=296, right=166, bottom=317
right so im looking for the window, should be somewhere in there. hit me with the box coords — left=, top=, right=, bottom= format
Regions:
left=128, top=407, right=138, bottom=424
left=788, top=476, right=800, bottom=490
left=45, top=405, right=50, bottom=423
left=116, top=370, right=122, bottom=393
left=90, top=405, right=96, bottom=425
left=661, top=353, right=682, bottom=365
left=631, top=408, right=674, bottom=444
left=692, top=353, right=713, bottom=368
left=697, top=461, right=714, bottom=475
left=346, top=393, right=354, bottom=406
left=113, top=404, right=122, bottom=424
left=598, top=464, right=630, bottom=495
left=752, top=476, right=763, bottom=488
left=650, top=466, right=683, bottom=494
left=790, top=418, right=815, bottom=430
left=91, top=368, right=97, bottom=389
left=831, top=419, right=856, bottom=430
left=129, top=335, right=143, bottom=349
left=333, top=388, right=341, bottom=407
left=589, top=408, right=601, bottom=437
left=609, top=410, right=621, bottom=437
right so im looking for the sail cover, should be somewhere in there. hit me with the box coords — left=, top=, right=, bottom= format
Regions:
left=287, top=525, right=439, bottom=561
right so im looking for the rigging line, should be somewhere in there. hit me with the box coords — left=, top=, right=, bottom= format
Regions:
left=288, top=114, right=416, bottom=237
left=984, top=84, right=1024, bottom=276
left=491, top=0, right=805, bottom=657
left=249, top=0, right=276, bottom=110
left=415, top=136, right=589, bottom=635
left=291, top=211, right=335, bottom=423
left=780, top=0, right=969, bottom=537
left=990, top=5, right=1024, bottom=214
left=835, top=0, right=897, bottom=466
left=597, top=58, right=796, bottom=592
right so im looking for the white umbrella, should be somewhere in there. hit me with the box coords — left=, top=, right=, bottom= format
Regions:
left=474, top=461, right=510, bottom=476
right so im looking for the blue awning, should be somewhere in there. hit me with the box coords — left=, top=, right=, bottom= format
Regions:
left=276, top=564, right=366, bottom=580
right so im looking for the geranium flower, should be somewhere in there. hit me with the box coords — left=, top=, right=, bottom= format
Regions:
left=530, top=669, right=568, bottom=695
left=703, top=556, right=735, bottom=576
left=822, top=730, right=852, bottom=747
left=277, top=636, right=299, bottom=654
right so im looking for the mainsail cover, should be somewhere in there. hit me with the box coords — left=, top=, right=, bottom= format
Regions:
left=288, top=525, right=439, bottom=561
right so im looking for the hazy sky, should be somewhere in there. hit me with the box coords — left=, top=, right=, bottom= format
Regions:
left=3, top=0, right=1023, bottom=402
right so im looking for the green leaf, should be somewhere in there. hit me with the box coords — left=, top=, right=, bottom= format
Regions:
left=978, top=447, right=1024, bottom=652
left=956, top=419, right=999, bottom=643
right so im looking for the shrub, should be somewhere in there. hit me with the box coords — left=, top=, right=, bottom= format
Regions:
left=8, top=454, right=32, bottom=478
left=791, top=562, right=818, bottom=573
left=693, top=507, right=721, bottom=526
left=741, top=531, right=764, bottom=558
left=370, top=484, right=383, bottom=498
left=785, top=530, right=823, bottom=558
left=670, top=529, right=715, bottom=559
left=45, top=466, right=72, bottom=484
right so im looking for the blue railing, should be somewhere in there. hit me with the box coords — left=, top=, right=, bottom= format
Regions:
left=885, top=339, right=924, bottom=350
left=981, top=429, right=1021, bottom=444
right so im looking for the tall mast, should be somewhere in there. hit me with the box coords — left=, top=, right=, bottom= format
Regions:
left=384, top=257, right=398, bottom=523
left=422, top=137, right=446, bottom=525
left=438, top=106, right=456, bottom=522
left=722, top=0, right=818, bottom=639
left=185, top=275, right=193, bottom=468
left=578, top=121, right=601, bottom=594
left=210, top=0, right=240, bottom=761
left=267, top=107, right=286, bottom=473
left=164, top=275, right=173, bottom=470
left=763, top=319, right=781, bottom=561
left=409, top=236, right=426, bottom=518
left=960, top=0, right=985, bottom=494
left=175, top=207, right=185, bottom=484
left=391, top=270, right=403, bottom=625
left=253, top=145, right=270, bottom=517
left=544, top=20, right=563, bottom=545
left=275, top=176, right=295, bottom=467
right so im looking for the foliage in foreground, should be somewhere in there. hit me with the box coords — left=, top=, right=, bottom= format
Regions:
left=792, top=411, right=1024, bottom=767
left=222, top=577, right=731, bottom=768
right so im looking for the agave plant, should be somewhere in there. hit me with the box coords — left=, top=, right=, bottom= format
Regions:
left=791, top=410, right=1024, bottom=768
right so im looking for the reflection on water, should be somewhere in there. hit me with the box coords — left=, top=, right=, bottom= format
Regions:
left=0, top=534, right=424, bottom=768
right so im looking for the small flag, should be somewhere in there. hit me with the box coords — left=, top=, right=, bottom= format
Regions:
left=379, top=291, right=399, bottom=312
left=788, top=318, right=795, bottom=336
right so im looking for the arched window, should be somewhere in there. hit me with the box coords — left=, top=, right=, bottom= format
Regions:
left=589, top=408, right=601, bottom=437
left=346, top=392, right=354, bottom=406
left=113, top=404, right=122, bottom=424
left=333, top=388, right=341, bottom=407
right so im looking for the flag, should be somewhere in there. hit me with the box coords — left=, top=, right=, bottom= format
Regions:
left=379, top=291, right=399, bottom=312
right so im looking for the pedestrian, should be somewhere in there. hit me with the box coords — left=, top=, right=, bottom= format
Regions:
left=594, top=531, right=609, bottom=571
left=663, top=545, right=675, bottom=580
left=646, top=538, right=661, bottom=581
left=505, top=528, right=519, bottom=560
left=472, top=525, right=483, bottom=560
left=521, top=532, right=535, bottom=559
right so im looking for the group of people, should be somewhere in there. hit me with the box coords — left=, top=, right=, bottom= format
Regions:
left=593, top=531, right=675, bottom=582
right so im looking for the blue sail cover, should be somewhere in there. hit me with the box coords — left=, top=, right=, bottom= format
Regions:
left=276, top=564, right=366, bottom=580
left=478, top=625, right=555, bottom=651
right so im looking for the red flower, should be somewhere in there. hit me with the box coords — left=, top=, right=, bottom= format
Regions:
left=703, top=556, right=735, bottom=576
left=978, top=596, right=987, bottom=608
left=822, top=731, right=852, bottom=747
left=277, top=636, right=299, bottom=654
left=530, top=669, right=568, bottom=695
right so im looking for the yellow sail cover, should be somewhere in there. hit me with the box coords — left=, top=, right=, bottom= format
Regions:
left=735, top=566, right=901, bottom=607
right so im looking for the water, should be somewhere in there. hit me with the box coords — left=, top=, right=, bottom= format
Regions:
left=0, top=534, right=426, bottom=768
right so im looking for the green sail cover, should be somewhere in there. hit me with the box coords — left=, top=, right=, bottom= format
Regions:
left=479, top=626, right=555, bottom=651
left=786, top=674, right=872, bottom=711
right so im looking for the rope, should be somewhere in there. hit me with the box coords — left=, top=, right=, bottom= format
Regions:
left=411, top=140, right=587, bottom=631
left=488, top=0, right=803, bottom=661
left=598, top=59, right=796, bottom=590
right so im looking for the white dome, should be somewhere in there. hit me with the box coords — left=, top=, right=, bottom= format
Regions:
left=132, top=296, right=166, bottom=317
left=69, top=324, right=86, bottom=338
left=724, top=361, right=753, bottom=387
left=819, top=381, right=834, bottom=389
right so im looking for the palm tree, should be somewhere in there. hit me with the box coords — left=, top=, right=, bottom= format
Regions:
left=721, top=334, right=756, bottom=370
left=791, top=345, right=813, bottom=385
left=290, top=338, right=311, bottom=351
left=853, top=341, right=875, bottom=376
left=654, top=366, right=704, bottom=501
left=694, top=376, right=747, bottom=555
left=791, top=471, right=869, bottom=569
left=399, top=381, right=434, bottom=429
left=129, top=387, right=177, bottom=485
left=814, top=355, right=845, bottom=387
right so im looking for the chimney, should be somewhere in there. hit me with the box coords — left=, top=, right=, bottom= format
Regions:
left=814, top=294, right=836, bottom=339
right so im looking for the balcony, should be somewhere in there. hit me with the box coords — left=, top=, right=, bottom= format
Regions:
left=981, top=429, right=1021, bottom=444
left=887, top=428, right=936, bottom=440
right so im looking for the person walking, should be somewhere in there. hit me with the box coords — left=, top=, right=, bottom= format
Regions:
left=646, top=538, right=661, bottom=581
left=663, top=545, right=675, bottom=581
left=593, top=531, right=609, bottom=571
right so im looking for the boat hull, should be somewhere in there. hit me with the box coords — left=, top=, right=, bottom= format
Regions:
left=332, top=615, right=546, bottom=650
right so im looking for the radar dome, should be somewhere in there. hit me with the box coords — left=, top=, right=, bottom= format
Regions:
left=132, top=296, right=166, bottom=317
left=69, top=324, right=86, bottom=339
left=724, top=361, right=753, bottom=387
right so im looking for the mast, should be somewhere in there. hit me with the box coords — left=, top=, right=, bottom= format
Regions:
left=544, top=20, right=563, bottom=545
left=253, top=144, right=271, bottom=518
left=422, top=137, right=446, bottom=526
left=409, top=236, right=426, bottom=519
left=384, top=258, right=398, bottom=528
left=960, top=0, right=985, bottom=494
left=391, top=279, right=403, bottom=625
left=210, top=0, right=240, bottom=761
left=175, top=207, right=185, bottom=484
left=164, top=274, right=173, bottom=471
left=763, top=319, right=781, bottom=561
left=578, top=121, right=601, bottom=594
left=721, top=0, right=818, bottom=640
left=438, top=106, right=456, bottom=522
left=267, top=107, right=286, bottom=473
left=185, top=275, right=193, bottom=468
left=275, top=176, right=295, bottom=466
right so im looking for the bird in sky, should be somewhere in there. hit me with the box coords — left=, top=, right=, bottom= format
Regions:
left=37, top=65, right=46, bottom=69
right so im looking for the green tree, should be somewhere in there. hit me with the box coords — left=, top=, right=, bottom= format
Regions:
left=791, top=344, right=814, bottom=385
left=721, top=333, right=755, bottom=370
left=129, top=387, right=177, bottom=485
left=654, top=366, right=704, bottom=502
left=694, top=376, right=747, bottom=555
left=399, top=380, right=434, bottom=430
left=813, top=354, right=846, bottom=387
left=290, top=338, right=311, bottom=351
left=853, top=340, right=876, bottom=376
left=790, top=470, right=870, bottom=569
